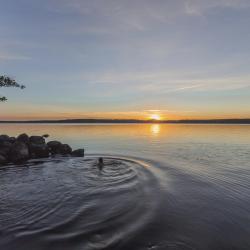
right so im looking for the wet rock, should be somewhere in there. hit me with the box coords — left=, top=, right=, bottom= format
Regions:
left=0, top=141, right=12, bottom=156
left=47, top=141, right=72, bottom=155
left=9, top=141, right=29, bottom=163
left=0, top=133, right=86, bottom=165
left=0, top=150, right=7, bottom=158
left=17, top=133, right=29, bottom=144
left=0, top=135, right=10, bottom=142
left=29, top=143, right=49, bottom=158
left=47, top=141, right=62, bottom=154
left=71, top=149, right=84, bottom=157
left=29, top=136, right=45, bottom=145
left=0, top=154, right=7, bottom=165
left=0, top=135, right=15, bottom=144
left=0, top=135, right=16, bottom=144
left=60, top=144, right=72, bottom=155
left=9, top=137, right=16, bottom=143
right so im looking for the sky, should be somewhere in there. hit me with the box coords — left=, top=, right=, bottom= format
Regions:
left=0, top=0, right=250, bottom=120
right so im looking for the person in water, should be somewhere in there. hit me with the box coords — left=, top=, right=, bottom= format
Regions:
left=98, top=157, right=104, bottom=170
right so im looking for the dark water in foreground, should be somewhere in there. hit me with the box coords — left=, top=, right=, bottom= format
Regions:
left=0, top=124, right=250, bottom=250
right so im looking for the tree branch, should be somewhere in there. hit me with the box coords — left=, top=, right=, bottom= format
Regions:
left=0, top=75, right=25, bottom=102
left=0, top=96, right=7, bottom=102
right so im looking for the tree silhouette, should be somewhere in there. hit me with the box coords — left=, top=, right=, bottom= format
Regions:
left=0, top=75, right=25, bottom=102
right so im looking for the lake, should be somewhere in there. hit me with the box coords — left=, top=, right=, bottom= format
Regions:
left=1, top=124, right=250, bottom=250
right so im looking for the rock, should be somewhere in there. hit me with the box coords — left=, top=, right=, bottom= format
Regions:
left=0, top=135, right=16, bottom=144
left=9, top=141, right=29, bottom=163
left=29, top=136, right=45, bottom=145
left=0, top=150, right=7, bottom=158
left=47, top=141, right=72, bottom=155
left=0, top=134, right=85, bottom=163
left=0, top=154, right=7, bottom=165
left=17, top=133, right=29, bottom=144
left=60, top=144, right=72, bottom=155
left=0, top=141, right=12, bottom=156
left=9, top=137, right=16, bottom=143
left=71, top=149, right=84, bottom=157
left=0, top=135, right=10, bottom=142
left=47, top=141, right=62, bottom=154
left=29, top=143, right=49, bottom=158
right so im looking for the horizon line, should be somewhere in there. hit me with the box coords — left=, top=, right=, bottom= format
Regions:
left=1, top=118, right=250, bottom=124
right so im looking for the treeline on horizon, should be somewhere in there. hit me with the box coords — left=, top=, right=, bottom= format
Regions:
left=1, top=119, right=250, bottom=124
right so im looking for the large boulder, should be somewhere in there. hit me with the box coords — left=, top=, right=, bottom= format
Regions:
left=17, top=133, right=29, bottom=144
left=0, top=154, right=7, bottom=165
left=9, top=141, right=29, bottom=163
left=0, top=141, right=12, bottom=156
left=0, top=135, right=10, bottom=142
left=29, top=136, right=45, bottom=145
left=71, top=149, right=84, bottom=157
left=29, top=143, right=49, bottom=158
left=9, top=137, right=16, bottom=143
left=47, top=141, right=62, bottom=154
left=0, top=135, right=15, bottom=144
left=47, top=141, right=72, bottom=155
left=60, top=144, right=72, bottom=155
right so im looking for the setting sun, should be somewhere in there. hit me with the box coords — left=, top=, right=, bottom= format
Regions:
left=149, top=114, right=161, bottom=121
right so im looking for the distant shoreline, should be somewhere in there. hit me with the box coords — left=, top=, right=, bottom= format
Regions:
left=1, top=119, right=250, bottom=124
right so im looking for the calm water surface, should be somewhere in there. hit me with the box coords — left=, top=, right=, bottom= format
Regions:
left=0, top=124, right=250, bottom=250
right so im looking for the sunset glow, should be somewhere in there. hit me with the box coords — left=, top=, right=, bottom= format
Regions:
left=149, top=114, right=161, bottom=121
left=0, top=0, right=250, bottom=120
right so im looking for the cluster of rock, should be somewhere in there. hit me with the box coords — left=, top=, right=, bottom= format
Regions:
left=0, top=134, right=84, bottom=165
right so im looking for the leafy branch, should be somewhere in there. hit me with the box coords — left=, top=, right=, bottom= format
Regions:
left=0, top=75, right=25, bottom=102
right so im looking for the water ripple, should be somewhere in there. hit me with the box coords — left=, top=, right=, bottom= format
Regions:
left=0, top=156, right=164, bottom=250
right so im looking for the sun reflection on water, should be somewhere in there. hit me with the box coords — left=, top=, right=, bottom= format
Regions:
left=150, top=124, right=161, bottom=135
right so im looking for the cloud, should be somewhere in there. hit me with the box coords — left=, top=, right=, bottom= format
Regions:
left=78, top=68, right=250, bottom=94
left=145, top=109, right=195, bottom=113
left=140, top=77, right=250, bottom=94
left=50, top=0, right=250, bottom=34
left=0, top=51, right=31, bottom=62
left=184, top=0, right=250, bottom=15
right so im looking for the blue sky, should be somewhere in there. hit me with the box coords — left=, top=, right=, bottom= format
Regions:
left=1, top=0, right=250, bottom=120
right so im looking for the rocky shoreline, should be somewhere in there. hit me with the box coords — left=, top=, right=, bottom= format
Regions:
left=0, top=134, right=84, bottom=165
